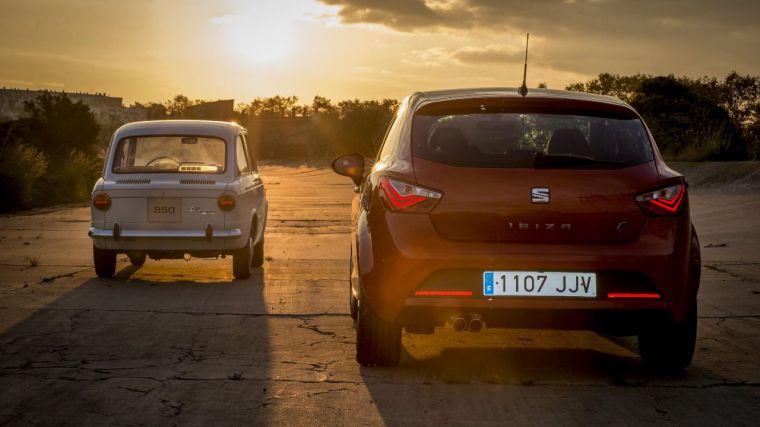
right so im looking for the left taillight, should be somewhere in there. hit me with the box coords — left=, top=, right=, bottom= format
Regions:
left=217, top=194, right=236, bottom=212
left=635, top=183, right=686, bottom=216
left=92, top=193, right=111, bottom=211
left=379, top=177, right=442, bottom=213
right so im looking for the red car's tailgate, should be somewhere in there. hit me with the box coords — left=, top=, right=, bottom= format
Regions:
left=413, top=157, right=659, bottom=244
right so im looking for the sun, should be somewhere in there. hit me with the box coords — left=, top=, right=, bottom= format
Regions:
left=212, top=3, right=298, bottom=64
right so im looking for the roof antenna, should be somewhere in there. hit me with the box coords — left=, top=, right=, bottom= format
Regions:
left=518, top=33, right=530, bottom=97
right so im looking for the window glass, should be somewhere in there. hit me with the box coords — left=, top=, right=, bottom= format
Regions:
left=236, top=135, right=250, bottom=175
left=111, top=136, right=225, bottom=174
left=242, top=134, right=257, bottom=172
left=412, top=101, right=653, bottom=169
left=377, top=106, right=404, bottom=161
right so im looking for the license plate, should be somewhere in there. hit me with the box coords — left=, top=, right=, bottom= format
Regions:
left=483, top=271, right=597, bottom=297
left=148, top=198, right=182, bottom=223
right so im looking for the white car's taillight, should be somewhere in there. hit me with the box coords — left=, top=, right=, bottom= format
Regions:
left=217, top=194, right=236, bottom=212
left=635, top=183, right=686, bottom=216
left=379, top=177, right=442, bottom=213
left=93, top=193, right=111, bottom=211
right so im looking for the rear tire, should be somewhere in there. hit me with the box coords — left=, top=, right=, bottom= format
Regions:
left=349, top=252, right=358, bottom=321
left=349, top=284, right=359, bottom=322
left=638, top=304, right=697, bottom=372
left=356, top=297, right=401, bottom=367
left=93, top=245, right=116, bottom=278
left=128, top=252, right=146, bottom=266
left=233, top=237, right=253, bottom=279
left=252, top=236, right=264, bottom=267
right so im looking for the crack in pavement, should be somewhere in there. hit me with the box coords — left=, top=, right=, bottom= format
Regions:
left=703, top=264, right=758, bottom=283
left=2, top=372, right=759, bottom=391
left=0, top=306, right=349, bottom=318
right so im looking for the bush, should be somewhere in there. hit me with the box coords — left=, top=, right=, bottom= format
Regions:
left=34, top=150, right=101, bottom=205
left=0, top=142, right=48, bottom=211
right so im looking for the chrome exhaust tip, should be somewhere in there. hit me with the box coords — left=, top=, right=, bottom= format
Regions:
left=469, top=317, right=484, bottom=332
left=452, top=317, right=468, bottom=332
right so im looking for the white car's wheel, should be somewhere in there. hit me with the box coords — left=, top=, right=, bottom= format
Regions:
left=233, top=236, right=253, bottom=279
left=93, top=245, right=116, bottom=278
left=128, top=252, right=146, bottom=266
left=252, top=237, right=265, bottom=267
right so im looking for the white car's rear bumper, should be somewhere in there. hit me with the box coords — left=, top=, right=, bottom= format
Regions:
left=88, top=227, right=241, bottom=240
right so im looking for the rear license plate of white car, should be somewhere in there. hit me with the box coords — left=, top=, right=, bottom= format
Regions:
left=483, top=271, right=597, bottom=297
left=148, top=198, right=182, bottom=223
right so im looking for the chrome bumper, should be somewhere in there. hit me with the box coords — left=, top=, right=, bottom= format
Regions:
left=88, top=227, right=241, bottom=240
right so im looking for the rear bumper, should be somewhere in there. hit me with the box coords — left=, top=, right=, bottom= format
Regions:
left=88, top=227, right=242, bottom=239
left=89, top=226, right=243, bottom=252
left=357, top=210, right=697, bottom=324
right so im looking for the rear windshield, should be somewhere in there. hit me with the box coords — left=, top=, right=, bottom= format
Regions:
left=412, top=100, right=654, bottom=169
left=112, top=136, right=226, bottom=174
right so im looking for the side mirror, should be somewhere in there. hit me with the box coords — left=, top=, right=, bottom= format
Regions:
left=331, top=153, right=365, bottom=187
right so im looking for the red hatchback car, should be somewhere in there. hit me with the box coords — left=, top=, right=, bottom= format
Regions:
left=332, top=88, right=701, bottom=370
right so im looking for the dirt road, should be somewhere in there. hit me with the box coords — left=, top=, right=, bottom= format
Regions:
left=1, top=163, right=759, bottom=425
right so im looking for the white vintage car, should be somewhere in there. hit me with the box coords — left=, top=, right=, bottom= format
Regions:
left=89, top=120, right=267, bottom=279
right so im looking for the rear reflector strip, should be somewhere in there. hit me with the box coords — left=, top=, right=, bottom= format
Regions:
left=414, top=290, right=473, bottom=297
left=607, top=293, right=661, bottom=299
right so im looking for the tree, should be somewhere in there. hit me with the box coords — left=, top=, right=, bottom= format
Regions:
left=22, top=91, right=100, bottom=156
left=631, top=76, right=745, bottom=160
left=165, top=94, right=194, bottom=117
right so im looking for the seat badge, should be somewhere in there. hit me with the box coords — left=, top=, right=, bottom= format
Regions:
left=531, top=187, right=550, bottom=204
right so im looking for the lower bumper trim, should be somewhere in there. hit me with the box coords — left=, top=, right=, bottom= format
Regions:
left=88, top=227, right=242, bottom=240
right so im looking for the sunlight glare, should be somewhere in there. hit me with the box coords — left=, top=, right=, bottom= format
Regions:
left=212, top=2, right=302, bottom=64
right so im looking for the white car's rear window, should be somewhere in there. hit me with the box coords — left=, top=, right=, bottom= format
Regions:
left=112, top=136, right=226, bottom=174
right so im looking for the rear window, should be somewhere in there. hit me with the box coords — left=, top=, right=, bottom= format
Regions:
left=112, top=136, right=226, bottom=174
left=412, top=99, right=654, bottom=168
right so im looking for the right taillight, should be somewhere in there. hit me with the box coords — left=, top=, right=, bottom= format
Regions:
left=217, top=194, right=236, bottom=211
left=92, top=193, right=111, bottom=211
left=635, top=183, right=686, bottom=216
left=378, top=177, right=442, bottom=213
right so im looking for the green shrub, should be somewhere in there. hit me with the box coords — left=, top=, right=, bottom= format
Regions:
left=0, top=142, right=48, bottom=211
left=34, top=150, right=101, bottom=205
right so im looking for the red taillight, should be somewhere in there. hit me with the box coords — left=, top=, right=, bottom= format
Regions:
left=607, top=293, right=661, bottom=299
left=414, top=290, right=473, bottom=297
left=93, top=193, right=111, bottom=211
left=635, top=183, right=686, bottom=216
left=379, top=177, right=442, bottom=213
left=217, top=194, right=236, bottom=211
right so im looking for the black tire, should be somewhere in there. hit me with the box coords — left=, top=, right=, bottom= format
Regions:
left=128, top=252, right=146, bottom=266
left=233, top=236, right=253, bottom=279
left=349, top=252, right=358, bottom=321
left=252, top=236, right=264, bottom=267
left=349, top=284, right=359, bottom=322
left=93, top=245, right=116, bottom=278
left=356, top=297, right=401, bottom=367
left=638, top=304, right=697, bottom=372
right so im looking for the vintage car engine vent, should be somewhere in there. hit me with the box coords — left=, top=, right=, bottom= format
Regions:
left=180, top=179, right=216, bottom=185
left=115, top=178, right=151, bottom=185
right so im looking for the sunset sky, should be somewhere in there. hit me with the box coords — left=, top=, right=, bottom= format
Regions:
left=1, top=0, right=758, bottom=105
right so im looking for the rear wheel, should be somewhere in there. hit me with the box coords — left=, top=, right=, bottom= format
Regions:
left=233, top=237, right=253, bottom=279
left=356, top=297, right=401, bottom=367
left=349, top=251, right=358, bottom=321
left=349, top=284, right=359, bottom=322
left=128, top=252, right=146, bottom=266
left=638, top=304, right=697, bottom=372
left=252, top=237, right=265, bottom=267
left=93, top=245, right=116, bottom=278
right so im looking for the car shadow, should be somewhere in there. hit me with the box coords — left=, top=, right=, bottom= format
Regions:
left=355, top=328, right=731, bottom=424
left=0, top=263, right=275, bottom=425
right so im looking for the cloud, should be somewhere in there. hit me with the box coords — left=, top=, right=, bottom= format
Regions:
left=317, top=0, right=760, bottom=78
left=451, top=46, right=522, bottom=64
left=317, top=0, right=760, bottom=36
left=318, top=0, right=473, bottom=30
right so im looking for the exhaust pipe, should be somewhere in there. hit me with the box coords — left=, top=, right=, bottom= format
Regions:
left=452, top=316, right=468, bottom=332
left=469, top=317, right=485, bottom=333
